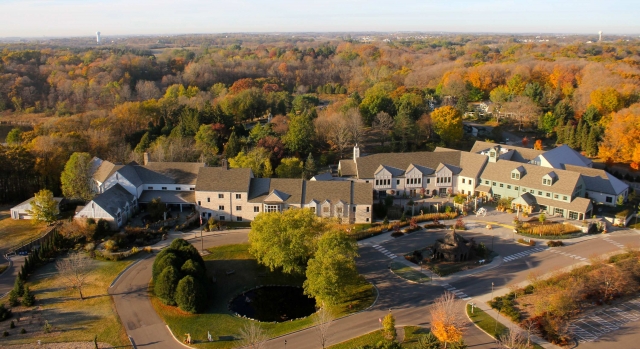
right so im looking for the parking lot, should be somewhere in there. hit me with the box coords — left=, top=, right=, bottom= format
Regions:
left=569, top=297, right=640, bottom=343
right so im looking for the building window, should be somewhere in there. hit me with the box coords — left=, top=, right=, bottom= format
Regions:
left=563, top=196, right=568, bottom=201
left=220, top=216, right=226, bottom=221
left=323, top=206, right=330, bottom=213
left=554, top=194, right=559, bottom=199
left=162, top=187, right=167, bottom=190
left=492, top=182, right=496, bottom=186
left=236, top=206, right=242, bottom=211
left=554, top=208, right=564, bottom=216
left=426, top=178, right=430, bottom=184
left=499, top=183, right=504, bottom=188
left=336, top=207, right=343, bottom=216
left=197, top=201, right=201, bottom=206
left=366, top=206, right=370, bottom=212
left=148, top=186, right=153, bottom=190
left=189, top=188, right=195, bottom=191
left=493, top=194, right=501, bottom=200
left=254, top=206, right=260, bottom=212
left=218, top=194, right=224, bottom=199
left=366, top=218, right=370, bottom=222
left=265, top=205, right=280, bottom=213
left=207, top=197, right=210, bottom=202
left=365, top=180, right=369, bottom=183
left=485, top=180, right=489, bottom=185
left=311, top=207, right=316, bottom=213
left=546, top=192, right=551, bottom=197
left=462, top=178, right=466, bottom=184
left=461, top=190, right=465, bottom=194
left=176, top=187, right=181, bottom=191
left=530, top=190, right=534, bottom=194
left=236, top=216, right=242, bottom=221
left=219, top=205, right=225, bottom=210
left=236, top=194, right=241, bottom=199
left=538, top=191, right=542, bottom=196
left=469, top=179, right=472, bottom=185
left=515, top=186, right=519, bottom=191
left=397, top=179, right=400, bottom=185
left=507, top=185, right=511, bottom=189
left=569, top=211, right=579, bottom=220
left=605, top=196, right=613, bottom=203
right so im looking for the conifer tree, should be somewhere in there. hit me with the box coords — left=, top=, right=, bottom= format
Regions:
left=586, top=127, right=599, bottom=157
left=303, top=153, right=317, bottom=179
left=556, top=120, right=565, bottom=144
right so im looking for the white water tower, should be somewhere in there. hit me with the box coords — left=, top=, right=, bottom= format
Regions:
left=598, top=31, right=602, bottom=42
left=96, top=31, right=101, bottom=45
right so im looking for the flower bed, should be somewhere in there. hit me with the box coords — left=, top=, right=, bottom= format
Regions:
left=517, top=222, right=581, bottom=237
left=348, top=212, right=458, bottom=240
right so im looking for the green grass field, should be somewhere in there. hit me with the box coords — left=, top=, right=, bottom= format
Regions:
left=389, top=261, right=430, bottom=283
left=466, top=304, right=543, bottom=349
left=0, top=257, right=134, bottom=346
left=328, top=326, right=429, bottom=349
left=153, top=243, right=376, bottom=348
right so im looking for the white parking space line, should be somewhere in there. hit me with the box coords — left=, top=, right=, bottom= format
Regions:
left=372, top=245, right=398, bottom=260
left=568, top=298, right=640, bottom=342
left=603, top=236, right=625, bottom=249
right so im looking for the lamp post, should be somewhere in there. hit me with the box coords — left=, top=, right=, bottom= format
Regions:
left=284, top=339, right=287, bottom=349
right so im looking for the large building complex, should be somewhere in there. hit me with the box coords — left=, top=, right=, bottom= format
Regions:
left=72, top=140, right=628, bottom=229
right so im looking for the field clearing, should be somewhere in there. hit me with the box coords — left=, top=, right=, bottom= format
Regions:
left=0, top=208, right=48, bottom=254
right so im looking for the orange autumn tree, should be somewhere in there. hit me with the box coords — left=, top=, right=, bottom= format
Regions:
left=590, top=87, right=623, bottom=115
left=430, top=291, right=465, bottom=348
left=534, top=139, right=543, bottom=150
left=598, top=104, right=640, bottom=167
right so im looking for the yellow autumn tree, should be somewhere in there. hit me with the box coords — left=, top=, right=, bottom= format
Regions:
left=430, top=106, right=463, bottom=145
left=598, top=104, right=640, bottom=164
left=590, top=87, right=623, bottom=115
left=430, top=292, right=464, bottom=348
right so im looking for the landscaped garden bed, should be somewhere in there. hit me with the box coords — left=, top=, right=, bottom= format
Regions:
left=389, top=261, right=430, bottom=284
left=487, top=250, right=640, bottom=345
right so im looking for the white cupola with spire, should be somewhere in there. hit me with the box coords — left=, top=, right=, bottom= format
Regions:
left=353, top=144, right=360, bottom=162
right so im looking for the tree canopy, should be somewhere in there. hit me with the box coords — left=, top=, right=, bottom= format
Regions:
left=60, top=152, right=93, bottom=201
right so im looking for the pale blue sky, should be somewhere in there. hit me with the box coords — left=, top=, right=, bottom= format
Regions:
left=1, top=0, right=638, bottom=37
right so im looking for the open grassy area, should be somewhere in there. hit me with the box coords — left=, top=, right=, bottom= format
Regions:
left=153, top=243, right=376, bottom=348
left=0, top=209, right=48, bottom=254
left=0, top=263, right=8, bottom=275
left=328, top=326, right=440, bottom=348
left=466, top=305, right=544, bottom=349
left=389, top=261, right=430, bottom=284
left=0, top=256, right=133, bottom=345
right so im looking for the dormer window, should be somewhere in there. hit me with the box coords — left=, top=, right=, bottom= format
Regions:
left=511, top=166, right=525, bottom=180
left=543, top=172, right=557, bottom=186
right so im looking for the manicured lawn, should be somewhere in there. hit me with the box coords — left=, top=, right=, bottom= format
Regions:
left=0, top=210, right=48, bottom=254
left=0, top=263, right=8, bottom=275
left=328, top=326, right=434, bottom=349
left=389, top=261, right=430, bottom=284
left=0, top=256, right=134, bottom=345
left=153, top=243, right=376, bottom=348
left=466, top=305, right=544, bottom=349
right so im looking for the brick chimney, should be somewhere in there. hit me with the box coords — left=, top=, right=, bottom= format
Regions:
left=143, top=152, right=149, bottom=165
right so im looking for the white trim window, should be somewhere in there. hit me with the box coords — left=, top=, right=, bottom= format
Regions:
left=264, top=204, right=280, bottom=213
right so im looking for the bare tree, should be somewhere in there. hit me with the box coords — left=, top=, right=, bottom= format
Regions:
left=326, top=116, right=352, bottom=159
left=315, top=306, right=335, bottom=349
left=521, top=318, right=539, bottom=348
left=239, top=321, right=269, bottom=349
left=430, top=291, right=466, bottom=348
left=344, top=108, right=365, bottom=146
left=499, top=327, right=527, bottom=349
left=55, top=252, right=93, bottom=300
left=372, top=111, right=394, bottom=146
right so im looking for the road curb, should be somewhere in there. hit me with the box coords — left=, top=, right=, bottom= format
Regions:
left=109, top=254, right=152, bottom=288
left=464, top=302, right=502, bottom=342
left=166, top=324, right=196, bottom=349
left=0, top=256, right=13, bottom=299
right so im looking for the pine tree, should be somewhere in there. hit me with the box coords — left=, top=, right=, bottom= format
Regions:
left=224, top=131, right=241, bottom=159
left=556, top=120, right=565, bottom=144
left=586, top=127, right=599, bottom=157
left=134, top=131, right=152, bottom=153
left=580, top=123, right=589, bottom=151
left=568, top=126, right=578, bottom=149
left=13, top=277, right=24, bottom=297
left=22, top=286, right=35, bottom=307
left=303, top=153, right=317, bottom=179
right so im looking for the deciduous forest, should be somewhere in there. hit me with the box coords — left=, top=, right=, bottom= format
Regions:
left=1, top=33, right=640, bottom=203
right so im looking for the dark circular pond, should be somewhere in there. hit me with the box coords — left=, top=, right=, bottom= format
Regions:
left=229, top=286, right=316, bottom=322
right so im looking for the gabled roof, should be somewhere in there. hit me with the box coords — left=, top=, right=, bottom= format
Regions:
left=375, top=164, right=404, bottom=177
left=458, top=152, right=488, bottom=178
left=406, top=163, right=435, bottom=175
left=480, top=159, right=581, bottom=195
left=539, top=145, right=593, bottom=169
left=264, top=189, right=290, bottom=203
left=471, top=141, right=543, bottom=163
left=196, top=167, right=252, bottom=192
left=248, top=178, right=303, bottom=204
left=304, top=181, right=352, bottom=206
left=138, top=190, right=195, bottom=204
left=144, top=162, right=205, bottom=185
left=340, top=151, right=463, bottom=179
left=513, top=192, right=537, bottom=206
left=90, top=184, right=135, bottom=218
left=563, top=165, right=628, bottom=195
left=436, top=163, right=462, bottom=175
left=93, top=159, right=121, bottom=183
left=338, top=159, right=358, bottom=177
left=310, top=172, right=334, bottom=181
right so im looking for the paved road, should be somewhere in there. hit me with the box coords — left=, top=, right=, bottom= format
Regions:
left=0, top=255, right=24, bottom=298
left=109, top=230, right=250, bottom=348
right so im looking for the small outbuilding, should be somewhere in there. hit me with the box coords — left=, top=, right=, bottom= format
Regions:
left=10, top=197, right=63, bottom=220
left=433, top=230, right=476, bottom=262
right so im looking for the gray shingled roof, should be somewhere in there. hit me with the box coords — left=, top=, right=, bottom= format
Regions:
left=196, top=167, right=252, bottom=192
left=353, top=182, right=373, bottom=205
left=144, top=162, right=205, bottom=185
left=480, top=160, right=581, bottom=196
left=91, top=184, right=134, bottom=218
left=248, top=178, right=304, bottom=204
left=470, top=141, right=543, bottom=162
left=536, top=196, right=592, bottom=214
left=563, top=165, right=628, bottom=195
left=304, top=181, right=352, bottom=204
left=540, top=145, right=593, bottom=169
left=339, top=159, right=357, bottom=177
left=138, top=190, right=195, bottom=204
left=346, top=151, right=463, bottom=179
